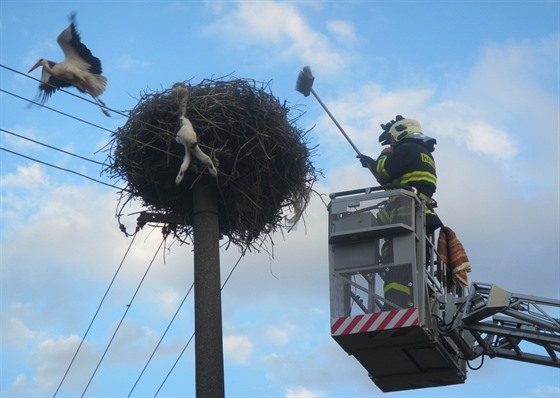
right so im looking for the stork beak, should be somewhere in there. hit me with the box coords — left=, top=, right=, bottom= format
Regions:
left=28, top=60, right=42, bottom=73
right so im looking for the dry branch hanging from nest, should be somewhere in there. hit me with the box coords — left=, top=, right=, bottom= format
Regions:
left=104, top=77, right=319, bottom=249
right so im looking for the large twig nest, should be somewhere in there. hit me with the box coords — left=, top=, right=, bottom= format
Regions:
left=104, top=78, right=319, bottom=249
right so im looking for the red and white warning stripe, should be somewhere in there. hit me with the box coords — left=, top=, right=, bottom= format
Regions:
left=331, top=308, right=419, bottom=336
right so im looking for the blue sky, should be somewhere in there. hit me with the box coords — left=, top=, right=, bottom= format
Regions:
left=1, top=1, right=559, bottom=397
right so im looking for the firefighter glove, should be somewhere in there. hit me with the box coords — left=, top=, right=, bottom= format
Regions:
left=357, top=154, right=376, bottom=169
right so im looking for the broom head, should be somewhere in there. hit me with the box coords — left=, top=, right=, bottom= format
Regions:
left=295, top=66, right=314, bottom=97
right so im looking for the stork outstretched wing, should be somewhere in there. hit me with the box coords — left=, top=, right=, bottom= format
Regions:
left=57, top=13, right=102, bottom=74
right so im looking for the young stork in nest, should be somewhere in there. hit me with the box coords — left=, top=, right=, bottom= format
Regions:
left=175, top=115, right=218, bottom=184
left=28, top=12, right=109, bottom=116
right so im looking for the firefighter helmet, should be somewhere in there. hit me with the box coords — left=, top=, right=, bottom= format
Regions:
left=389, top=118, right=423, bottom=142
left=388, top=118, right=437, bottom=151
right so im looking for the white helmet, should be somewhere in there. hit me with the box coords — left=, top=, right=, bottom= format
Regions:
left=389, top=118, right=437, bottom=151
left=389, top=118, right=423, bottom=142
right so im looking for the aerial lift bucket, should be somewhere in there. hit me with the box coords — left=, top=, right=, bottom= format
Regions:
left=328, top=187, right=468, bottom=392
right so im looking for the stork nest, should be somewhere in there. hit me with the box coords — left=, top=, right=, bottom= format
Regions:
left=104, top=78, right=319, bottom=249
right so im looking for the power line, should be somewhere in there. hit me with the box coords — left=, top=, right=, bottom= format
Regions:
left=153, top=251, right=245, bottom=397
left=0, top=85, right=182, bottom=160
left=1, top=128, right=104, bottom=166
left=81, top=236, right=166, bottom=397
left=53, top=230, right=139, bottom=398
left=0, top=146, right=124, bottom=190
left=153, top=332, right=195, bottom=397
left=127, top=282, right=195, bottom=397
left=0, top=88, right=115, bottom=134
left=222, top=248, right=246, bottom=288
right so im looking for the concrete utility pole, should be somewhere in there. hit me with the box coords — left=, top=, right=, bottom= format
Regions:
left=192, top=181, right=224, bottom=397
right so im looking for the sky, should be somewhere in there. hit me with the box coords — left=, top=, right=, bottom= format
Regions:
left=1, top=0, right=559, bottom=397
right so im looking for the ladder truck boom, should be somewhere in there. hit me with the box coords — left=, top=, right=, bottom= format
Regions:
left=327, top=186, right=560, bottom=392
left=458, top=282, right=560, bottom=367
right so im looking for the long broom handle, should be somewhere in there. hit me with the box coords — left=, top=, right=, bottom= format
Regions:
left=310, top=88, right=361, bottom=155
left=310, top=88, right=385, bottom=184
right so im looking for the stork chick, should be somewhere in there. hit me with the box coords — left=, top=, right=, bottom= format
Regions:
left=28, top=12, right=109, bottom=117
left=175, top=115, right=218, bottom=184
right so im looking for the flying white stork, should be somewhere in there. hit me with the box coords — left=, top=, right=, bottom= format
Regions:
left=175, top=115, right=218, bottom=184
left=28, top=13, right=109, bottom=116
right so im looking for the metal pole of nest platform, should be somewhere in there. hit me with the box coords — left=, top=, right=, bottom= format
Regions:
left=192, top=181, right=224, bottom=398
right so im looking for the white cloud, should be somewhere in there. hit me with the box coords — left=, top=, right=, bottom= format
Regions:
left=1, top=126, right=42, bottom=151
left=426, top=104, right=518, bottom=161
left=440, top=35, right=559, bottom=164
left=109, top=320, right=162, bottom=362
left=264, top=322, right=295, bottom=346
left=31, top=336, right=77, bottom=391
left=116, top=54, right=152, bottom=71
left=6, top=374, right=27, bottom=395
left=465, top=34, right=559, bottom=119
left=327, top=20, right=357, bottom=43
left=206, top=1, right=351, bottom=73
left=261, top=335, right=375, bottom=396
left=531, top=384, right=560, bottom=397
left=223, top=334, right=253, bottom=364
left=1, top=164, right=51, bottom=228
left=154, top=289, right=182, bottom=316
left=1, top=163, right=48, bottom=190
left=463, top=121, right=517, bottom=159
left=28, top=335, right=97, bottom=393
left=1, top=315, right=37, bottom=348
left=286, top=386, right=325, bottom=398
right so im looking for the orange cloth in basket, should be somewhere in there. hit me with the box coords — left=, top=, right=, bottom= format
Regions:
left=437, top=226, right=471, bottom=286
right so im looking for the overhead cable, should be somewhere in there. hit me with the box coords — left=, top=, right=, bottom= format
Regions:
left=0, top=86, right=182, bottom=160
left=0, top=146, right=124, bottom=191
left=127, top=282, right=195, bottom=397
left=53, top=231, right=139, bottom=398
left=1, top=128, right=104, bottom=166
left=80, top=236, right=166, bottom=397
left=153, top=250, right=246, bottom=397
left=0, top=88, right=114, bottom=134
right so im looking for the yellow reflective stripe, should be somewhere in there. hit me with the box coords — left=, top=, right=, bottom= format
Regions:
left=376, top=156, right=390, bottom=179
left=418, top=193, right=437, bottom=215
left=399, top=171, right=437, bottom=186
left=378, top=209, right=393, bottom=224
left=384, top=282, right=411, bottom=295
left=420, top=153, right=436, bottom=169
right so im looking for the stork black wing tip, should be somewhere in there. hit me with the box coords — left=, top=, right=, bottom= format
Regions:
left=68, top=11, right=77, bottom=24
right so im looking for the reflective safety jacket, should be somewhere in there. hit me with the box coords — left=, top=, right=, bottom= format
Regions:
left=374, top=140, right=441, bottom=233
left=374, top=140, right=437, bottom=198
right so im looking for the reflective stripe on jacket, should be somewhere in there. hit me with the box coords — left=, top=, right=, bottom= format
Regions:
left=374, top=141, right=437, bottom=198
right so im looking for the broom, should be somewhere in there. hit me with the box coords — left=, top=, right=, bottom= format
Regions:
left=295, top=65, right=380, bottom=180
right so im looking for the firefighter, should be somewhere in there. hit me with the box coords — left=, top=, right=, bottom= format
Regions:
left=357, top=116, right=442, bottom=310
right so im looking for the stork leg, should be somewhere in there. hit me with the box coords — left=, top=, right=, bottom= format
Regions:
left=190, top=143, right=218, bottom=177
left=175, top=145, right=192, bottom=185
left=92, top=96, right=110, bottom=117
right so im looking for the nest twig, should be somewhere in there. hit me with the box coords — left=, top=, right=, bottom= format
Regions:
left=104, top=77, right=319, bottom=250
